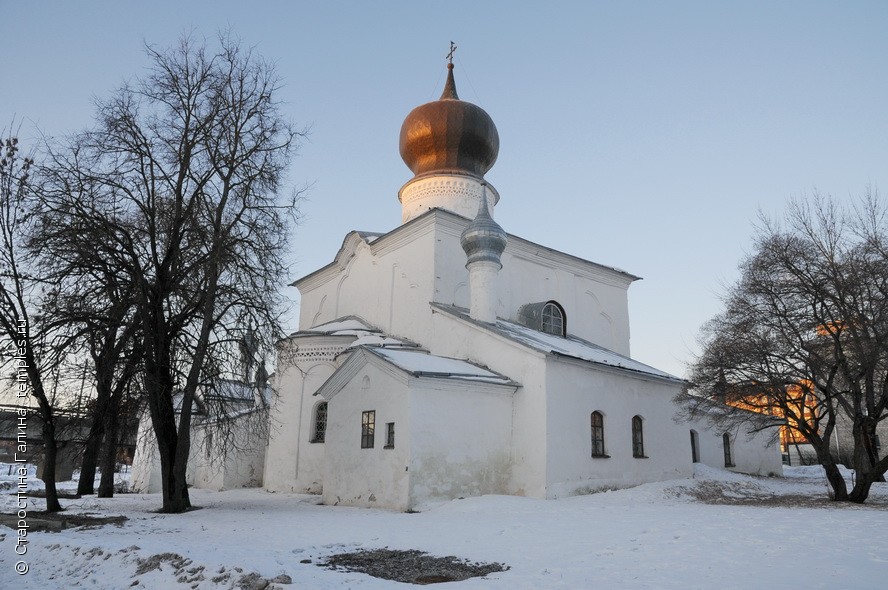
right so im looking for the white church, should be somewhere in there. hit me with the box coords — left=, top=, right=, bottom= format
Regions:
left=259, top=61, right=782, bottom=510
left=133, top=60, right=782, bottom=509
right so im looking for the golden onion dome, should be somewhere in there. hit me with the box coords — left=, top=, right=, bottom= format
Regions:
left=399, top=63, right=499, bottom=179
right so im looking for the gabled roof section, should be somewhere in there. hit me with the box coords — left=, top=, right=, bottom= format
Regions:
left=287, top=315, right=420, bottom=350
left=291, top=208, right=639, bottom=291
left=297, top=315, right=378, bottom=335
left=369, top=348, right=518, bottom=385
left=315, top=345, right=519, bottom=400
left=431, top=303, right=683, bottom=384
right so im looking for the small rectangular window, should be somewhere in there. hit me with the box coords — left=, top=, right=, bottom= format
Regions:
left=590, top=412, right=606, bottom=457
left=385, top=422, right=395, bottom=449
left=361, top=410, right=375, bottom=449
left=632, top=416, right=645, bottom=458
left=723, top=433, right=734, bottom=467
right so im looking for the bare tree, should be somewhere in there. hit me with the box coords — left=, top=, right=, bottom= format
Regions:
left=44, top=34, right=301, bottom=513
left=33, top=201, right=145, bottom=498
left=0, top=127, right=64, bottom=512
left=682, top=191, right=888, bottom=503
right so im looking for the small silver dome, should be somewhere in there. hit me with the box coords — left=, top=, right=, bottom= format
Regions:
left=460, top=187, right=507, bottom=268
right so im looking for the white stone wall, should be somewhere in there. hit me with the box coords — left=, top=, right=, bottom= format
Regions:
left=133, top=408, right=268, bottom=494
left=130, top=415, right=162, bottom=493
left=322, top=364, right=410, bottom=510
left=297, top=213, right=635, bottom=359
left=264, top=335, right=349, bottom=493
left=684, top=416, right=784, bottom=476
left=430, top=309, right=551, bottom=499
left=297, top=226, right=439, bottom=346
left=408, top=380, right=514, bottom=508
left=188, top=412, right=268, bottom=491
left=544, top=359, right=692, bottom=497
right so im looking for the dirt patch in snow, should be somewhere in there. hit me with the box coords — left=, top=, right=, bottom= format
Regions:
left=319, top=548, right=508, bottom=585
left=0, top=510, right=127, bottom=532
left=687, top=480, right=888, bottom=509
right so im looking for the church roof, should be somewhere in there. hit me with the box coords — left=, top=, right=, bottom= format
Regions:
left=432, top=303, right=683, bottom=384
left=315, top=345, right=519, bottom=400
left=288, top=315, right=420, bottom=350
left=369, top=348, right=517, bottom=385
left=300, top=316, right=378, bottom=335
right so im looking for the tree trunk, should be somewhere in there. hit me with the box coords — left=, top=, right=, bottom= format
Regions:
left=41, top=422, right=62, bottom=513
left=813, top=438, right=848, bottom=501
left=97, top=394, right=121, bottom=498
left=159, top=433, right=191, bottom=513
left=168, top=392, right=195, bottom=513
left=821, top=459, right=849, bottom=501
left=848, top=475, right=873, bottom=503
left=76, top=420, right=105, bottom=495
left=145, top=351, right=192, bottom=513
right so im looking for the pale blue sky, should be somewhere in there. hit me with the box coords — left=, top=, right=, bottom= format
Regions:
left=4, top=1, right=887, bottom=377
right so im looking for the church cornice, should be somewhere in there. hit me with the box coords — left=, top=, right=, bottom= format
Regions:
left=546, top=351, right=686, bottom=387
left=276, top=334, right=357, bottom=365
left=433, top=211, right=639, bottom=288
left=292, top=208, right=639, bottom=294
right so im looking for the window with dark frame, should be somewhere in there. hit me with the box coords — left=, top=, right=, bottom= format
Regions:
left=591, top=411, right=606, bottom=457
left=361, top=410, right=375, bottom=449
left=311, top=402, right=328, bottom=443
left=541, top=302, right=565, bottom=336
left=385, top=422, right=395, bottom=448
left=632, top=415, right=645, bottom=458
left=723, top=432, right=734, bottom=467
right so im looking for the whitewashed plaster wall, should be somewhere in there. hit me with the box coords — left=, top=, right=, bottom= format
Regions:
left=296, top=223, right=439, bottom=344
left=130, top=416, right=162, bottom=493
left=187, top=425, right=223, bottom=490
left=428, top=213, right=635, bottom=355
left=132, top=409, right=267, bottom=493
left=322, top=364, right=410, bottom=510
left=408, top=380, right=514, bottom=508
left=544, top=359, right=691, bottom=498
left=297, top=212, right=635, bottom=356
left=264, top=335, right=351, bottom=493
left=429, top=308, right=550, bottom=498
left=188, top=412, right=267, bottom=491
left=685, top=416, right=784, bottom=476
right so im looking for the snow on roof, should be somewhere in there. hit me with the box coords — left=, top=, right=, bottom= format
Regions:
left=209, top=379, right=258, bottom=401
left=356, top=230, right=384, bottom=243
left=346, top=334, right=413, bottom=349
left=368, top=348, right=518, bottom=386
left=304, top=316, right=378, bottom=334
left=433, top=303, right=682, bottom=383
left=499, top=322, right=679, bottom=380
left=292, top=316, right=421, bottom=352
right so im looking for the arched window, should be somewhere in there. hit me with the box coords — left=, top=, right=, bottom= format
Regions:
left=690, top=430, right=699, bottom=463
left=311, top=402, right=328, bottom=443
left=591, top=411, right=606, bottom=457
left=723, top=433, right=734, bottom=467
left=632, top=415, right=645, bottom=458
left=541, top=302, right=565, bottom=336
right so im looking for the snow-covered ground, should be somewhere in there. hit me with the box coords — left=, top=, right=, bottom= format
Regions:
left=1, top=464, right=887, bottom=589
